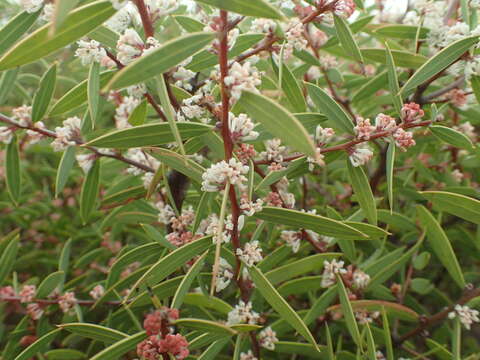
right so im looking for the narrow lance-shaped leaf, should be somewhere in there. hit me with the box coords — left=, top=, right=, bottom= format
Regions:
left=0, top=68, right=19, bottom=105
left=429, top=125, right=474, bottom=150
left=385, top=43, right=402, bottom=114
left=128, top=99, right=147, bottom=126
left=416, top=205, right=465, bottom=288
left=193, top=0, right=285, bottom=20
left=6, top=135, right=21, bottom=205
left=334, top=15, right=363, bottom=63
left=105, top=32, right=214, bottom=90
left=239, top=91, right=316, bottom=158
left=32, top=63, right=57, bottom=123
left=0, top=1, right=116, bottom=70
left=0, top=10, right=40, bottom=56
left=347, top=160, right=377, bottom=225
left=420, top=191, right=480, bottom=225
left=37, top=271, right=64, bottom=298
left=306, top=82, right=354, bottom=134
left=382, top=307, right=394, bottom=360
left=248, top=265, right=320, bottom=350
left=386, top=143, right=395, bottom=213
left=365, top=323, right=377, bottom=359
left=80, top=159, right=101, bottom=224
left=55, top=146, right=76, bottom=197
left=89, top=332, right=147, bottom=360
left=0, top=235, right=19, bottom=285
left=59, top=323, right=128, bottom=344
left=51, top=0, right=81, bottom=33
left=88, top=61, right=100, bottom=129
left=157, top=75, right=185, bottom=155
left=336, top=274, right=361, bottom=346
left=13, top=329, right=62, bottom=360
left=400, top=36, right=479, bottom=95
left=271, top=57, right=307, bottom=112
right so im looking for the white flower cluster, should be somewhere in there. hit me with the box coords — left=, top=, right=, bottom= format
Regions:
left=224, top=62, right=262, bottom=101
left=51, top=117, right=82, bottom=152
left=89, top=285, right=105, bottom=300
left=75, top=40, right=109, bottom=66
left=172, top=67, right=196, bottom=91
left=260, top=138, right=288, bottom=163
left=40, top=3, right=54, bottom=22
left=236, top=240, right=263, bottom=267
left=76, top=153, right=97, bottom=173
left=251, top=18, right=277, bottom=34
left=110, top=0, right=129, bottom=9
left=125, top=149, right=160, bottom=188
left=156, top=200, right=176, bottom=225
left=352, top=269, right=370, bottom=289
left=354, top=117, right=376, bottom=140
left=201, top=158, right=249, bottom=192
left=177, top=95, right=209, bottom=123
left=0, top=126, right=14, bottom=144
left=146, top=0, right=178, bottom=21
left=106, top=4, right=135, bottom=32
left=197, top=213, right=235, bottom=244
left=117, top=29, right=144, bottom=65
left=348, top=144, right=373, bottom=167
left=215, top=258, right=233, bottom=292
left=454, top=121, right=477, bottom=141
left=229, top=113, right=259, bottom=142
left=240, top=350, right=257, bottom=360
left=115, top=96, right=141, bottom=129
left=240, top=197, right=264, bottom=216
left=258, top=327, right=278, bottom=350
left=321, top=259, right=347, bottom=288
left=448, top=304, right=480, bottom=330
left=21, top=0, right=43, bottom=13
left=281, top=230, right=301, bottom=253
left=12, top=105, right=32, bottom=127
left=227, top=300, right=260, bottom=325
left=355, top=309, right=380, bottom=324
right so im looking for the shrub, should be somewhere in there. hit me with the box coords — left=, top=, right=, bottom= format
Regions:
left=0, top=0, right=479, bottom=359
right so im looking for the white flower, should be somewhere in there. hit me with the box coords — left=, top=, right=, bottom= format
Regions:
left=258, top=327, right=278, bottom=350
left=201, top=158, right=249, bottom=192
left=280, top=230, right=301, bottom=253
left=240, top=198, right=263, bottom=216
left=105, top=5, right=134, bottom=33
left=19, top=285, right=36, bottom=303
left=465, top=57, right=480, bottom=80
left=439, top=22, right=470, bottom=47
left=26, top=121, right=46, bottom=144
left=236, top=240, right=263, bottom=267
left=115, top=96, right=141, bottom=129
left=260, top=139, right=287, bottom=163
left=333, top=0, right=356, bottom=18
left=117, top=29, right=144, bottom=65
left=451, top=169, right=464, bottom=182
left=354, top=117, right=375, bottom=140
left=227, top=300, right=260, bottom=325
left=21, top=0, right=43, bottom=13
left=0, top=127, right=14, bottom=144
left=229, top=113, right=259, bottom=142
left=58, top=292, right=77, bottom=313
left=224, top=62, right=262, bottom=100
left=125, top=148, right=160, bottom=175
left=352, top=269, right=370, bottom=289
left=448, top=304, right=480, bottom=330
left=251, top=18, right=277, bottom=33
left=240, top=350, right=258, bottom=360
left=315, top=126, right=335, bottom=145
left=173, top=67, right=195, bottom=91
left=75, top=40, right=107, bottom=66
left=145, top=0, right=178, bottom=21
left=282, top=18, right=308, bottom=58
left=126, top=84, right=147, bottom=98
left=27, top=303, right=44, bottom=320
left=355, top=309, right=380, bottom=324
left=110, top=0, right=129, bottom=9
left=454, top=121, right=477, bottom=141
left=89, top=285, right=105, bottom=300
left=375, top=113, right=397, bottom=132
left=307, top=147, right=325, bottom=171
left=12, top=105, right=32, bottom=127
left=320, top=55, right=338, bottom=70
left=51, top=117, right=82, bottom=152
left=348, top=144, right=373, bottom=167
left=199, top=213, right=232, bottom=244
left=216, top=258, right=233, bottom=292
left=76, top=153, right=96, bottom=173
left=393, top=128, right=416, bottom=151
left=156, top=200, right=176, bottom=225
left=321, top=259, right=347, bottom=288
left=40, top=3, right=54, bottom=22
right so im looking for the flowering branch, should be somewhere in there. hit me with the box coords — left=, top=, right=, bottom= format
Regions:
left=133, top=0, right=155, bottom=38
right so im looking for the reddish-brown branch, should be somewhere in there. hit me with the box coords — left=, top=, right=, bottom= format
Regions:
left=1, top=296, right=125, bottom=306
left=235, top=35, right=280, bottom=63
left=134, top=0, right=155, bottom=38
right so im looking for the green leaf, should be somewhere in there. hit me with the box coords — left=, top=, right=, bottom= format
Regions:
left=239, top=91, right=316, bottom=157
left=37, top=271, right=64, bottom=298
left=49, top=71, right=115, bottom=116
left=89, top=332, right=147, bottom=360
left=303, top=285, right=338, bottom=326
left=174, top=15, right=205, bottom=32
left=334, top=15, right=363, bottom=63
left=44, top=349, right=86, bottom=360
left=0, top=1, right=116, bottom=70
left=255, top=207, right=369, bottom=239
left=171, top=251, right=207, bottom=309
left=325, top=324, right=335, bottom=360
left=336, top=275, right=361, bottom=345
left=127, top=99, right=147, bottom=126
left=0, top=68, right=19, bottom=105
left=5, top=135, right=21, bottom=205
left=106, top=242, right=164, bottom=289
left=14, top=329, right=62, bottom=360
left=328, top=300, right=419, bottom=322
left=125, top=236, right=212, bottom=301
left=347, top=160, right=377, bottom=225
left=58, top=238, right=72, bottom=292
left=51, top=0, right=81, bottom=32
left=385, top=43, right=402, bottom=114
left=373, top=24, right=429, bottom=40
left=55, top=146, right=76, bottom=197
left=429, top=125, right=475, bottom=150
left=105, top=32, right=214, bottom=90
left=89, top=25, right=119, bottom=50
left=59, top=323, right=128, bottom=344
left=272, top=58, right=307, bottom=112
left=382, top=307, right=394, bottom=360
left=85, top=122, right=212, bottom=148
left=248, top=266, right=319, bottom=350
left=0, top=10, right=40, bottom=56
left=80, top=159, right=101, bottom=224
left=416, top=205, right=465, bottom=288
left=156, top=74, right=185, bottom=154
left=351, top=70, right=388, bottom=104
left=452, top=318, right=461, bottom=360
left=197, top=338, right=231, bottom=360
left=87, top=61, right=100, bottom=128
left=268, top=341, right=325, bottom=358
left=265, top=253, right=341, bottom=285
left=400, top=36, right=479, bottom=95
left=365, top=323, right=376, bottom=359
left=141, top=223, right=177, bottom=250
left=470, top=75, right=480, bottom=103
left=386, top=143, right=395, bottom=212
left=183, top=293, right=233, bottom=314
left=0, top=235, right=19, bottom=285
left=32, top=63, right=57, bottom=123
left=193, top=0, right=284, bottom=20
left=306, top=82, right=354, bottom=134
left=175, top=318, right=236, bottom=336
left=420, top=191, right=480, bottom=224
